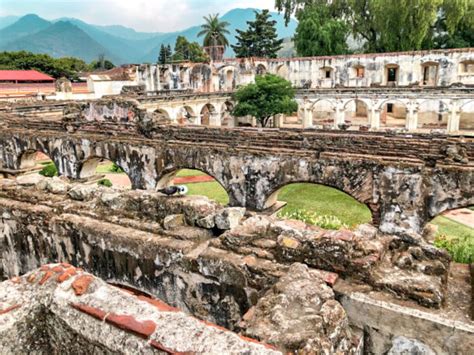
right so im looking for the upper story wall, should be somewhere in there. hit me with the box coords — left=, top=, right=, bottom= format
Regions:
left=140, top=48, right=474, bottom=92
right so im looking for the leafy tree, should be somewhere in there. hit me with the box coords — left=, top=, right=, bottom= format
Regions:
left=172, top=36, right=209, bottom=62
left=294, top=4, right=349, bottom=56
left=88, top=57, right=115, bottom=71
left=275, top=0, right=348, bottom=25
left=198, top=14, right=231, bottom=48
left=232, top=74, right=298, bottom=127
left=158, top=44, right=172, bottom=64
left=232, top=10, right=283, bottom=58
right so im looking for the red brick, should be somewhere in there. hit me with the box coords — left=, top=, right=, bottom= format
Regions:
left=60, top=262, right=72, bottom=268
left=105, top=313, right=156, bottom=339
left=39, top=271, right=54, bottom=285
left=150, top=339, right=192, bottom=354
left=72, top=275, right=94, bottom=296
left=0, top=304, right=21, bottom=315
left=239, top=335, right=278, bottom=350
left=51, top=265, right=64, bottom=273
left=27, top=273, right=37, bottom=283
left=198, top=319, right=228, bottom=333
left=137, top=296, right=179, bottom=312
left=71, top=303, right=107, bottom=321
left=57, top=268, right=77, bottom=283
left=40, top=265, right=50, bottom=271
left=312, top=269, right=339, bottom=286
left=10, top=277, right=21, bottom=284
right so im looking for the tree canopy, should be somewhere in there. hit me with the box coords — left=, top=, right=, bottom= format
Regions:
left=276, top=0, right=473, bottom=53
left=158, top=44, right=172, bottom=64
left=232, top=10, right=283, bottom=58
left=232, top=74, right=298, bottom=128
left=294, top=4, right=349, bottom=56
left=198, top=14, right=231, bottom=48
left=172, top=36, right=208, bottom=63
left=0, top=51, right=102, bottom=80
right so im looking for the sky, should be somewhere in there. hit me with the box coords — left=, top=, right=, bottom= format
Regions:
left=0, top=0, right=276, bottom=32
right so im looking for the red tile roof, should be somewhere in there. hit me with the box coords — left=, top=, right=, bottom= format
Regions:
left=0, top=70, right=55, bottom=82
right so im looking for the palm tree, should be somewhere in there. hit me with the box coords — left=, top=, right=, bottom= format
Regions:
left=198, top=14, right=231, bottom=48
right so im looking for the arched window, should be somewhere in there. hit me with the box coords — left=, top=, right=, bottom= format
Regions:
left=380, top=100, right=407, bottom=128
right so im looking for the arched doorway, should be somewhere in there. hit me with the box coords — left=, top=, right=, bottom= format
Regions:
left=256, top=64, right=267, bottom=75
left=221, top=101, right=234, bottom=127
left=417, top=100, right=448, bottom=131
left=460, top=101, right=474, bottom=132
left=427, top=205, right=474, bottom=264
left=177, top=106, right=196, bottom=125
left=343, top=99, right=369, bottom=129
left=80, top=158, right=132, bottom=189
left=156, top=168, right=229, bottom=205
left=276, top=64, right=288, bottom=79
left=311, top=100, right=336, bottom=128
left=18, top=150, right=58, bottom=178
left=380, top=101, right=407, bottom=128
left=266, top=183, right=372, bottom=230
left=200, top=104, right=216, bottom=126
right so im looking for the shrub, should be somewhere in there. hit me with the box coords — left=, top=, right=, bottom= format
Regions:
left=434, top=234, right=474, bottom=264
left=110, top=163, right=124, bottom=173
left=98, top=178, right=113, bottom=188
left=39, top=163, right=58, bottom=177
left=278, top=208, right=347, bottom=230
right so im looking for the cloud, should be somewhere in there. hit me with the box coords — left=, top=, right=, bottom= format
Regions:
left=0, top=0, right=276, bottom=31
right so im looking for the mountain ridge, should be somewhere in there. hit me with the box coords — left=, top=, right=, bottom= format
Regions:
left=0, top=9, right=297, bottom=64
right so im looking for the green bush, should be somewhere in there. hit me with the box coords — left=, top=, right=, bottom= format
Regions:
left=278, top=208, right=347, bottom=230
left=110, top=163, right=124, bottom=173
left=98, top=179, right=113, bottom=188
left=434, top=234, right=474, bottom=264
left=39, top=163, right=58, bottom=177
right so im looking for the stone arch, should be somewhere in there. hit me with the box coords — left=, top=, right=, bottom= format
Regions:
left=220, top=101, right=235, bottom=127
left=18, top=149, right=55, bottom=170
left=177, top=106, right=196, bottom=125
left=378, top=99, right=407, bottom=128
left=310, top=99, right=336, bottom=127
left=79, top=157, right=132, bottom=188
left=256, top=64, right=267, bottom=75
left=417, top=99, right=448, bottom=130
left=154, top=108, right=171, bottom=120
left=276, top=64, right=289, bottom=78
left=263, top=181, right=375, bottom=225
left=342, top=99, right=370, bottom=128
left=156, top=167, right=231, bottom=204
left=200, top=103, right=217, bottom=126
left=460, top=100, right=474, bottom=131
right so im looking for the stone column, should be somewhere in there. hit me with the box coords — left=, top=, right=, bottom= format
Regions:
left=369, top=108, right=381, bottom=130
left=274, top=114, right=284, bottom=128
left=195, top=115, right=202, bottom=126
left=334, top=101, right=345, bottom=128
left=406, top=104, right=419, bottom=131
left=209, top=112, right=222, bottom=127
left=302, top=106, right=313, bottom=128
left=447, top=101, right=460, bottom=133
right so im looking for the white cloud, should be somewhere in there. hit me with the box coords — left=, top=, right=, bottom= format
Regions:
left=0, top=0, right=277, bottom=32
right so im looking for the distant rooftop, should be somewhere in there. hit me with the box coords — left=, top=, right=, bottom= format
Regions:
left=0, top=70, right=55, bottom=82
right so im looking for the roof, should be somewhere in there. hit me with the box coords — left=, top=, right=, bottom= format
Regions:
left=0, top=70, right=55, bottom=82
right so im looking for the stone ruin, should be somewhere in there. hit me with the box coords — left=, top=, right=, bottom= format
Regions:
left=0, top=176, right=472, bottom=353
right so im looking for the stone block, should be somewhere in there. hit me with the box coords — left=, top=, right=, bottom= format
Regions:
left=162, top=214, right=185, bottom=230
left=214, top=207, right=246, bottom=230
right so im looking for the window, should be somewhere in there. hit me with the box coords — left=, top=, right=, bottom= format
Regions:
left=460, top=61, right=474, bottom=74
left=355, top=66, right=365, bottom=78
left=387, top=67, right=397, bottom=82
left=325, top=70, right=331, bottom=79
left=387, top=103, right=394, bottom=113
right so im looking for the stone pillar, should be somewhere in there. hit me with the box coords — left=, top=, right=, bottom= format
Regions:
left=370, top=108, right=381, bottom=130
left=274, top=114, right=284, bottom=128
left=447, top=101, right=460, bottom=133
left=209, top=112, right=222, bottom=127
left=195, top=115, right=202, bottom=125
left=406, top=105, right=419, bottom=131
left=302, top=106, right=313, bottom=128
left=334, top=101, right=345, bottom=128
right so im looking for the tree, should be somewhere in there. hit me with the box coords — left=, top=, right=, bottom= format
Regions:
left=89, top=56, right=115, bottom=71
left=232, top=74, right=298, bottom=127
left=198, top=14, right=231, bottom=48
left=232, top=10, right=283, bottom=58
left=294, top=4, right=349, bottom=56
left=172, top=36, right=209, bottom=62
left=158, top=44, right=172, bottom=64
left=275, top=0, right=349, bottom=25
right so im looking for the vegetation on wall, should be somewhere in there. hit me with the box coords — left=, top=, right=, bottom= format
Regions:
left=232, top=10, right=283, bottom=58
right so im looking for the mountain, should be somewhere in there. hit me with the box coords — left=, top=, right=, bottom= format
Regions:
left=0, top=9, right=297, bottom=64
left=0, top=14, right=50, bottom=46
left=0, top=16, right=19, bottom=30
left=3, top=21, right=122, bottom=63
left=140, top=8, right=298, bottom=62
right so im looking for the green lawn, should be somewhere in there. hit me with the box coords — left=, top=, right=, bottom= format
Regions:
left=184, top=181, right=229, bottom=205
left=277, top=183, right=372, bottom=228
left=176, top=169, right=207, bottom=177
left=431, top=216, right=474, bottom=238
